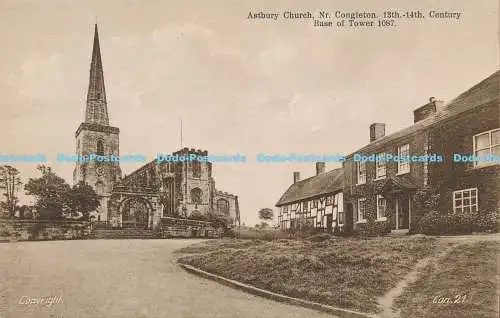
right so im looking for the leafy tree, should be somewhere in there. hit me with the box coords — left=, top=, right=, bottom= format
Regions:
left=0, top=165, right=22, bottom=218
left=24, top=165, right=71, bottom=219
left=258, top=208, right=274, bottom=221
left=67, top=181, right=100, bottom=219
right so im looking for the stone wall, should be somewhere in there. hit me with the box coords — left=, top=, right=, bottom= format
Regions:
left=160, top=217, right=222, bottom=238
left=0, top=220, right=91, bottom=241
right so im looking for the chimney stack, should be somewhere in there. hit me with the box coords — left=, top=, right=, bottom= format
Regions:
left=370, top=123, right=386, bottom=142
left=316, top=162, right=325, bottom=175
left=293, top=171, right=300, bottom=184
left=413, top=97, right=444, bottom=123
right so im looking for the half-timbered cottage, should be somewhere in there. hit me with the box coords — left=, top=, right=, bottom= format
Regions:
left=276, top=163, right=344, bottom=233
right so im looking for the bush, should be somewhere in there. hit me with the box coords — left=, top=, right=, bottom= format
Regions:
left=417, top=211, right=448, bottom=235
left=446, top=212, right=476, bottom=234
left=417, top=210, right=499, bottom=235
left=474, top=211, right=499, bottom=233
left=355, top=219, right=392, bottom=237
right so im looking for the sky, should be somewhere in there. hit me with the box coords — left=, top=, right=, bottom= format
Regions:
left=0, top=0, right=498, bottom=226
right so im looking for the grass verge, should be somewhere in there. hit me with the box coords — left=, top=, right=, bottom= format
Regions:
left=394, top=241, right=499, bottom=318
left=178, top=236, right=439, bottom=313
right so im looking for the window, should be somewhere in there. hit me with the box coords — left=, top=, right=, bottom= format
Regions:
left=217, top=199, right=230, bottom=215
left=192, top=160, right=201, bottom=178
left=397, top=144, right=410, bottom=174
left=283, top=206, right=289, bottom=213
left=474, top=128, right=500, bottom=166
left=376, top=195, right=387, bottom=220
left=453, top=188, right=478, bottom=213
left=376, top=152, right=386, bottom=178
left=96, top=139, right=104, bottom=156
left=190, top=188, right=203, bottom=204
left=303, top=201, right=309, bottom=212
left=326, top=195, right=333, bottom=205
left=357, top=198, right=366, bottom=222
left=313, top=199, right=318, bottom=208
left=357, top=162, right=366, bottom=184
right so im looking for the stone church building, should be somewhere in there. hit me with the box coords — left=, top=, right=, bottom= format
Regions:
left=73, top=25, right=240, bottom=230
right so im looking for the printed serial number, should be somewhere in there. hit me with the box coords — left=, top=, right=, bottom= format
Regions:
left=433, top=294, right=467, bottom=304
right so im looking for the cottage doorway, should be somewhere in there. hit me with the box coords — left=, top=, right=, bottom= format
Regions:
left=395, top=195, right=410, bottom=230
left=326, top=214, right=333, bottom=233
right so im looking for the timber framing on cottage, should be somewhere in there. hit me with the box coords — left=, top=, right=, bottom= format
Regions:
left=276, top=164, right=345, bottom=232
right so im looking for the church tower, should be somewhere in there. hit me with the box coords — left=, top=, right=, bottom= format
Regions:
left=73, top=24, right=121, bottom=222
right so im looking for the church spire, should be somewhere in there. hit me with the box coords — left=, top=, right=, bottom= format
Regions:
left=85, top=24, right=109, bottom=125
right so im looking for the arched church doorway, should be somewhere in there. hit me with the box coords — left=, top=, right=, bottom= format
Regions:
left=120, top=197, right=151, bottom=229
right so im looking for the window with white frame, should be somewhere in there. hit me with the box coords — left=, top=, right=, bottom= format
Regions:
left=397, top=144, right=410, bottom=174
left=376, top=195, right=387, bottom=219
left=357, top=198, right=366, bottom=222
left=376, top=152, right=386, bottom=178
left=357, top=162, right=366, bottom=184
left=453, top=188, right=478, bottom=213
left=474, top=128, right=500, bottom=166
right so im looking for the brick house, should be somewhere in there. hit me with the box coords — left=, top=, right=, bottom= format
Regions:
left=276, top=163, right=344, bottom=233
left=343, top=70, right=499, bottom=234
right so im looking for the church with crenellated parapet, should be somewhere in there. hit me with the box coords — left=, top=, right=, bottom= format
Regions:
left=73, top=25, right=240, bottom=232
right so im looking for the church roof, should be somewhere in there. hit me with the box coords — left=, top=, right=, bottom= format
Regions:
left=275, top=168, right=344, bottom=206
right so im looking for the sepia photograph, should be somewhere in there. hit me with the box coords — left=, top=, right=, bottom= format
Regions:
left=0, top=0, right=498, bottom=317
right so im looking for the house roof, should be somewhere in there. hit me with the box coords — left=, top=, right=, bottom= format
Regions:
left=377, top=176, right=418, bottom=194
left=348, top=70, right=500, bottom=155
left=275, top=168, right=344, bottom=206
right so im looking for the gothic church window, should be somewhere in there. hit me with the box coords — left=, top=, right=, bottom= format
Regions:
left=191, top=188, right=203, bottom=204
left=96, top=139, right=104, bottom=156
left=217, top=199, right=230, bottom=216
